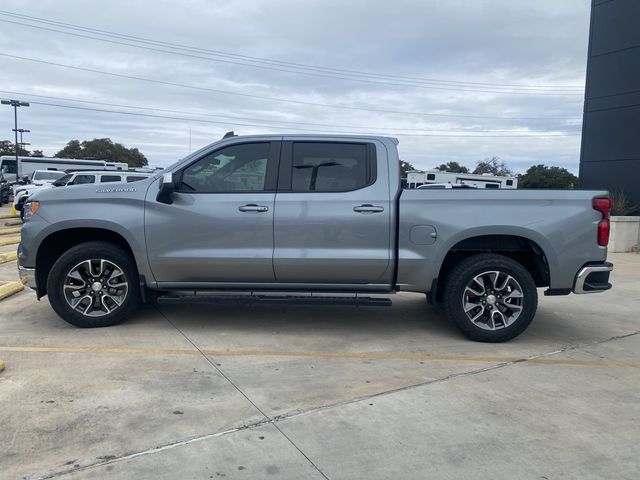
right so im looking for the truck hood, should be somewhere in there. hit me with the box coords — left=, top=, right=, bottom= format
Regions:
left=29, top=177, right=156, bottom=203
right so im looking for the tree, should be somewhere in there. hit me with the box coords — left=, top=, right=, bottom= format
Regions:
left=518, top=164, right=578, bottom=189
left=399, top=160, right=416, bottom=177
left=0, top=140, right=13, bottom=156
left=0, top=139, right=30, bottom=156
left=55, top=138, right=148, bottom=167
left=31, top=150, right=44, bottom=157
left=435, top=161, right=469, bottom=173
left=473, top=156, right=513, bottom=176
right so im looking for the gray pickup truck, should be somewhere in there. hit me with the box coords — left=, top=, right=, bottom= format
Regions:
left=17, top=134, right=613, bottom=342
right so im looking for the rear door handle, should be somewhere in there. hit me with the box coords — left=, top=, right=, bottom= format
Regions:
left=238, top=204, right=269, bottom=213
left=353, top=204, right=384, bottom=214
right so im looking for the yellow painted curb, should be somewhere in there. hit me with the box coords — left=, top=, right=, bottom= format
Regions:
left=0, top=227, right=21, bottom=236
left=0, top=281, right=24, bottom=301
left=0, top=357, right=4, bottom=373
left=0, top=236, right=20, bottom=246
left=4, top=219, right=22, bottom=226
left=0, top=251, right=17, bottom=264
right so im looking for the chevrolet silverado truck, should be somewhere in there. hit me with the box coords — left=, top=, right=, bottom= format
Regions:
left=17, top=134, right=613, bottom=342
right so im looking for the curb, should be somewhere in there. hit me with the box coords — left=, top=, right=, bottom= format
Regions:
left=0, top=281, right=24, bottom=301
left=0, top=212, right=17, bottom=220
left=4, top=219, right=22, bottom=226
left=0, top=357, right=4, bottom=373
left=0, top=236, right=20, bottom=247
left=0, top=227, right=21, bottom=236
left=0, top=251, right=17, bottom=264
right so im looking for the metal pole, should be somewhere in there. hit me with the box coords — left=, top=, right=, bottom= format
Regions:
left=13, top=104, right=18, bottom=163
left=2, top=100, right=29, bottom=178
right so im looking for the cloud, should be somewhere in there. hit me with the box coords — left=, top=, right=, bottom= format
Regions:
left=0, top=0, right=589, bottom=173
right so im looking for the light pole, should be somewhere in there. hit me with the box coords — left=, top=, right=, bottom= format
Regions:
left=13, top=128, right=30, bottom=151
left=1, top=99, right=30, bottom=165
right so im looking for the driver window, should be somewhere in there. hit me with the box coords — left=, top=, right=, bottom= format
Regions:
left=180, top=143, right=270, bottom=193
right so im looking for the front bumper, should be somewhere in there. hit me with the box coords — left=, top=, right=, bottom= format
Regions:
left=18, top=263, right=37, bottom=290
left=573, top=262, right=613, bottom=294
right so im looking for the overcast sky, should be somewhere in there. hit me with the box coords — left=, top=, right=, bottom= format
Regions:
left=0, top=0, right=590, bottom=172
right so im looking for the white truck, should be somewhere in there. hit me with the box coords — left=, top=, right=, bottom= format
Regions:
left=12, top=170, right=67, bottom=209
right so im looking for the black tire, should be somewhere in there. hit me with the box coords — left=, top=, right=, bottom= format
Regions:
left=443, top=253, right=537, bottom=342
left=47, top=241, right=140, bottom=327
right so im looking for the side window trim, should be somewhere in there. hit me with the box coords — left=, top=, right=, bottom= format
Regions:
left=174, top=141, right=281, bottom=193
left=276, top=141, right=377, bottom=193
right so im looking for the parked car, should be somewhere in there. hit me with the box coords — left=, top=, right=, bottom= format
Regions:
left=18, top=134, right=613, bottom=342
left=13, top=170, right=67, bottom=209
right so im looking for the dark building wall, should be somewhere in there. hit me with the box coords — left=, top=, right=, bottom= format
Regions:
left=580, top=0, right=640, bottom=214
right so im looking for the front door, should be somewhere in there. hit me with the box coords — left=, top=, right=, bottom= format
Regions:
left=145, top=141, right=280, bottom=284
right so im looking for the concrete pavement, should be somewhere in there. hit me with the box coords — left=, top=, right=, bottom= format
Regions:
left=0, top=253, right=638, bottom=479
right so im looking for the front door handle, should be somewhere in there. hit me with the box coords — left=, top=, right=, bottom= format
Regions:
left=238, top=204, right=269, bottom=213
left=353, top=204, right=384, bottom=214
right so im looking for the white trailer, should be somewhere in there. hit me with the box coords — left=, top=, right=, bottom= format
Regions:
left=406, top=169, right=517, bottom=189
left=0, top=156, right=129, bottom=184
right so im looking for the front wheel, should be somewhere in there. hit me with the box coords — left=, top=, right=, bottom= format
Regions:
left=47, top=241, right=140, bottom=327
left=443, top=253, right=538, bottom=342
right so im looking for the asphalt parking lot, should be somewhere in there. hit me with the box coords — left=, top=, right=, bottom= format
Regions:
left=0, top=215, right=639, bottom=479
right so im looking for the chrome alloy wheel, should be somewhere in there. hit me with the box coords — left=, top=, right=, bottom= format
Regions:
left=462, top=270, right=524, bottom=330
left=63, top=259, right=129, bottom=317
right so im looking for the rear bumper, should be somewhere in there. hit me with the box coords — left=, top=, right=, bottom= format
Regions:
left=573, top=262, right=613, bottom=294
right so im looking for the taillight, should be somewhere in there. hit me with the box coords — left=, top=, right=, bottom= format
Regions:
left=592, top=197, right=611, bottom=247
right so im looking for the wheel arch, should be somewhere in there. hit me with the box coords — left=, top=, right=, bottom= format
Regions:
left=35, top=227, right=139, bottom=297
left=432, top=228, right=556, bottom=302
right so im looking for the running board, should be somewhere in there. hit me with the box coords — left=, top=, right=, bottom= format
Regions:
left=157, top=294, right=392, bottom=307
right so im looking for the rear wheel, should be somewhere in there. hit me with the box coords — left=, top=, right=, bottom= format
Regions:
left=47, top=241, right=140, bottom=327
left=443, top=253, right=537, bottom=342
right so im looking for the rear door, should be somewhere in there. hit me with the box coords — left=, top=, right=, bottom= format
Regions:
left=273, top=139, right=392, bottom=284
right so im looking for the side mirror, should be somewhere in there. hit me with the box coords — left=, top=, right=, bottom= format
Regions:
left=156, top=172, right=175, bottom=204
left=22, top=175, right=30, bottom=184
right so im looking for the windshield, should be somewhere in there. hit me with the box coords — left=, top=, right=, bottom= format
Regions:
left=52, top=173, right=72, bottom=186
left=34, top=171, right=66, bottom=181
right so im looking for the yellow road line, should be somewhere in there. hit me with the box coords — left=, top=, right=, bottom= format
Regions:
left=0, top=236, right=20, bottom=246
left=0, top=345, right=637, bottom=368
left=0, top=227, right=21, bottom=235
left=0, top=281, right=24, bottom=301
left=0, top=250, right=17, bottom=264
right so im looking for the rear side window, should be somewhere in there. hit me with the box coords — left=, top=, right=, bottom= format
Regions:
left=100, top=175, right=122, bottom=183
left=70, top=174, right=95, bottom=185
left=289, top=142, right=374, bottom=192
